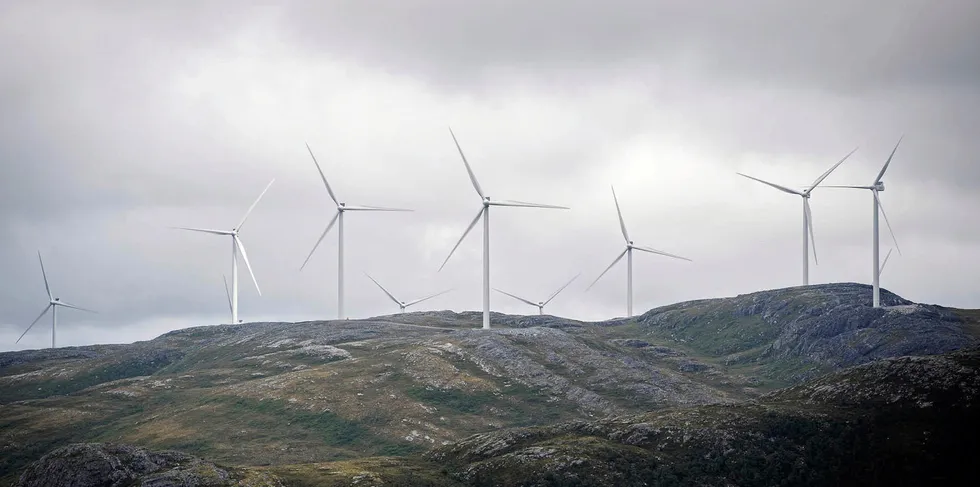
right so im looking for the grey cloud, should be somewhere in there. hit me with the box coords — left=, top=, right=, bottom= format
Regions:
left=1, top=1, right=978, bottom=352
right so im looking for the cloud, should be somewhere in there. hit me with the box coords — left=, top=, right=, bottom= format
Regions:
left=1, top=1, right=978, bottom=351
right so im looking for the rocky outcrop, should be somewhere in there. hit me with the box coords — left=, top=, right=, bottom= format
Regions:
left=15, top=443, right=280, bottom=487
left=634, top=283, right=976, bottom=379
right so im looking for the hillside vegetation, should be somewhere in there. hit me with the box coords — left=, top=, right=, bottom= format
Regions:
left=1, top=283, right=976, bottom=485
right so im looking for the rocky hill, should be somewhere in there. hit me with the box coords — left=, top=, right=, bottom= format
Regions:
left=1, top=283, right=976, bottom=485
left=12, top=347, right=980, bottom=486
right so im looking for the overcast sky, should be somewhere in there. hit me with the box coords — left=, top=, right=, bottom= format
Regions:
left=2, top=0, right=978, bottom=351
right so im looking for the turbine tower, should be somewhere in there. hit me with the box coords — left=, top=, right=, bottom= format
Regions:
left=222, top=275, right=243, bottom=323
left=736, top=148, right=857, bottom=285
left=364, top=273, right=453, bottom=313
left=439, top=127, right=569, bottom=330
left=824, top=138, right=902, bottom=307
left=494, top=273, right=580, bottom=315
left=586, top=186, right=691, bottom=318
left=16, top=251, right=96, bottom=349
left=173, top=179, right=274, bottom=324
left=301, top=143, right=412, bottom=320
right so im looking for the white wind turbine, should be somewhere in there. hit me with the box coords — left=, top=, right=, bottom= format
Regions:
left=173, top=179, right=274, bottom=324
left=586, top=186, right=692, bottom=318
left=222, top=275, right=243, bottom=323
left=736, top=148, right=858, bottom=285
left=16, top=251, right=97, bottom=349
left=494, top=273, right=580, bottom=315
left=300, top=143, right=412, bottom=320
left=439, top=127, right=570, bottom=330
left=364, top=273, right=453, bottom=313
left=823, top=139, right=902, bottom=307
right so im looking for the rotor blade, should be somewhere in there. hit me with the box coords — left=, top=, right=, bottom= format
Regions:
left=874, top=192, right=902, bottom=256
left=344, top=204, right=414, bottom=212
left=305, top=142, right=339, bottom=205
left=364, top=273, right=401, bottom=306
left=632, top=245, right=693, bottom=262
left=493, top=288, right=539, bottom=307
left=491, top=200, right=569, bottom=209
left=875, top=136, right=903, bottom=184
left=16, top=304, right=51, bottom=344
left=736, top=173, right=804, bottom=196
left=611, top=186, right=630, bottom=243
left=543, top=273, right=581, bottom=305
left=234, top=236, right=261, bottom=296
left=405, top=288, right=454, bottom=307
left=55, top=301, right=97, bottom=313
left=37, top=251, right=52, bottom=300
left=237, top=178, right=276, bottom=231
left=880, top=248, right=893, bottom=275
left=805, top=199, right=818, bottom=265
left=586, top=249, right=628, bottom=291
left=821, top=185, right=874, bottom=189
left=223, top=275, right=233, bottom=314
left=300, top=212, right=340, bottom=271
left=438, top=207, right=485, bottom=272
left=170, top=226, right=233, bottom=236
left=448, top=127, right=484, bottom=199
left=807, top=147, right=858, bottom=193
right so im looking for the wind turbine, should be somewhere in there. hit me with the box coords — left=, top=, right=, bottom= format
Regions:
left=173, top=179, right=274, bottom=324
left=736, top=147, right=858, bottom=285
left=222, top=275, right=243, bottom=324
left=823, top=139, right=902, bottom=307
left=300, top=143, right=413, bottom=320
left=364, top=273, right=453, bottom=313
left=16, top=251, right=96, bottom=349
left=494, top=273, right=580, bottom=315
left=586, top=186, right=691, bottom=318
left=438, top=127, right=570, bottom=330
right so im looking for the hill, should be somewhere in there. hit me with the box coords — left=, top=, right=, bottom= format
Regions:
left=12, top=346, right=980, bottom=486
left=1, top=283, right=976, bottom=485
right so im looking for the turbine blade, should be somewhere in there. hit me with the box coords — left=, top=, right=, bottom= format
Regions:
left=611, top=186, right=630, bottom=243
left=37, top=251, right=52, bottom=300
left=805, top=199, right=818, bottom=265
left=807, top=147, right=858, bottom=192
left=438, top=207, right=484, bottom=272
left=875, top=136, right=903, bottom=184
left=170, top=226, right=232, bottom=236
left=821, top=185, right=874, bottom=189
left=586, top=249, right=628, bottom=291
left=632, top=245, right=693, bottom=262
left=17, top=304, right=51, bottom=344
left=448, top=127, right=485, bottom=199
left=880, top=248, right=893, bottom=275
left=875, top=192, right=901, bottom=255
left=305, top=142, right=339, bottom=205
left=55, top=301, right=97, bottom=313
left=405, top=288, right=454, bottom=307
left=237, top=178, right=276, bottom=231
left=344, top=204, right=414, bottom=212
left=493, top=288, right=538, bottom=307
left=543, top=273, right=581, bottom=305
left=223, top=274, right=233, bottom=314
left=491, top=200, right=569, bottom=209
left=300, top=212, right=340, bottom=271
left=364, top=273, right=401, bottom=306
left=736, top=173, right=804, bottom=196
left=235, top=236, right=261, bottom=296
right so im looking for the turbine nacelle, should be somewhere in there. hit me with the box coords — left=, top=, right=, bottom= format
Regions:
left=875, top=181, right=885, bottom=192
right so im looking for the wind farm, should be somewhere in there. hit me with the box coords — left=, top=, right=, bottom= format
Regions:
left=9, top=138, right=923, bottom=348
